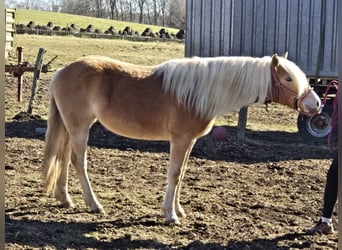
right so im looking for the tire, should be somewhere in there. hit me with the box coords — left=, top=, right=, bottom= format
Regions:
left=297, top=103, right=333, bottom=141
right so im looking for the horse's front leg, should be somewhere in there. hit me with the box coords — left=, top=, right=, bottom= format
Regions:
left=162, top=138, right=196, bottom=224
left=174, top=139, right=196, bottom=218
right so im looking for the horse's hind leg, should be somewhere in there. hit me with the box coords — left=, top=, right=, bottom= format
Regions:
left=54, top=142, right=73, bottom=208
left=162, top=138, right=196, bottom=224
left=69, top=126, right=104, bottom=214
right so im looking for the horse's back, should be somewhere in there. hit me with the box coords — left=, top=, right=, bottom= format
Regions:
left=50, top=55, right=154, bottom=104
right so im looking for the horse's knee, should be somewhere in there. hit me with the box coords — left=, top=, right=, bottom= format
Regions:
left=71, top=152, right=86, bottom=171
left=71, top=152, right=80, bottom=165
left=167, top=168, right=181, bottom=185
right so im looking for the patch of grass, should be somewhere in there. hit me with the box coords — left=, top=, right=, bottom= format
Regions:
left=15, top=9, right=180, bottom=34
left=11, top=34, right=184, bottom=67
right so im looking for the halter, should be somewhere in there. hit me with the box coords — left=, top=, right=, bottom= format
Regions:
left=270, top=66, right=320, bottom=116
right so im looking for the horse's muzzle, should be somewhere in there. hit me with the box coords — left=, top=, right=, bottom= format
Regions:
left=296, top=88, right=322, bottom=116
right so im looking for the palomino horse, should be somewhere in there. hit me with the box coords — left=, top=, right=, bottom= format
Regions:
left=43, top=54, right=321, bottom=224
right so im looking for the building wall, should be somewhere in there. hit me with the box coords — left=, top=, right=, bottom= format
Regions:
left=185, top=0, right=337, bottom=79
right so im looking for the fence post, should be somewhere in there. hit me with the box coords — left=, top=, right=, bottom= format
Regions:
left=16, top=47, right=24, bottom=101
left=27, top=48, right=46, bottom=114
left=237, top=106, right=248, bottom=142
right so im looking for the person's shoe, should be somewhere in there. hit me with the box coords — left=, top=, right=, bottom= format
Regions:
left=306, top=220, right=334, bottom=235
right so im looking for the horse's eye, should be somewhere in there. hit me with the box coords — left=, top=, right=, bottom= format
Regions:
left=285, top=76, right=292, bottom=82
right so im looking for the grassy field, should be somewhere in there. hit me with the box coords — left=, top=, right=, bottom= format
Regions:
left=11, top=34, right=184, bottom=67
left=14, top=8, right=180, bottom=34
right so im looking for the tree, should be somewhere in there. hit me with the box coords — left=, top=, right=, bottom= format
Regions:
left=137, top=0, right=146, bottom=23
left=107, top=0, right=118, bottom=20
left=168, top=0, right=185, bottom=28
left=95, top=0, right=105, bottom=18
left=159, top=0, right=168, bottom=26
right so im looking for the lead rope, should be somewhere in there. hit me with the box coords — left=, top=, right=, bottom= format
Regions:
left=323, top=80, right=338, bottom=151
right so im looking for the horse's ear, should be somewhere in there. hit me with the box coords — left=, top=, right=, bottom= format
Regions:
left=271, top=54, right=279, bottom=67
left=282, top=52, right=288, bottom=59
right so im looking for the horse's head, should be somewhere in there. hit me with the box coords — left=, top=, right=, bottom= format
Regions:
left=268, top=54, right=322, bottom=116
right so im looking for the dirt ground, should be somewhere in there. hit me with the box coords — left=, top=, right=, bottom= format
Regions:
left=5, top=71, right=338, bottom=249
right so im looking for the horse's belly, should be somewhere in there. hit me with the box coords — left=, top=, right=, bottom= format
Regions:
left=98, top=113, right=171, bottom=141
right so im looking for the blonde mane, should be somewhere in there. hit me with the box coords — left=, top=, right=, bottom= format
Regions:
left=154, top=56, right=273, bottom=120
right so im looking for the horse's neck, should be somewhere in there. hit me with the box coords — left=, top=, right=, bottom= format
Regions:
left=214, top=58, right=271, bottom=116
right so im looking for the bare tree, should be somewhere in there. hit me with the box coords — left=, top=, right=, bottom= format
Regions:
left=61, top=0, right=92, bottom=16
left=152, top=0, right=160, bottom=25
left=144, top=0, right=160, bottom=25
left=159, top=0, right=168, bottom=26
left=117, top=0, right=132, bottom=21
left=95, top=0, right=105, bottom=18
left=137, top=0, right=146, bottom=23
left=107, top=0, right=118, bottom=20
left=168, top=0, right=185, bottom=28
left=19, top=0, right=50, bottom=10
left=144, top=0, right=152, bottom=24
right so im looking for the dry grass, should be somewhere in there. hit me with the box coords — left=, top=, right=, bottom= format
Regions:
left=11, top=34, right=184, bottom=67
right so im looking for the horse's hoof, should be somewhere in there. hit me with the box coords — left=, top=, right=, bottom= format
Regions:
left=60, top=200, right=74, bottom=209
left=176, top=208, right=187, bottom=218
left=90, top=206, right=105, bottom=214
left=59, top=199, right=74, bottom=208
left=165, top=218, right=181, bottom=225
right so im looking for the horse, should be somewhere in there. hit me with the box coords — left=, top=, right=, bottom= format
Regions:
left=42, top=54, right=321, bottom=224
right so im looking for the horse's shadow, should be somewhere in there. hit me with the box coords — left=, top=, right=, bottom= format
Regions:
left=5, top=214, right=168, bottom=249
left=5, top=112, right=332, bottom=164
left=5, top=213, right=311, bottom=250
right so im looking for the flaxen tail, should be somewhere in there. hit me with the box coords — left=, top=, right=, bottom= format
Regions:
left=42, top=91, right=71, bottom=194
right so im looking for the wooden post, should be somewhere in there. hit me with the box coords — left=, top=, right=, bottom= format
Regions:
left=27, top=48, right=46, bottom=114
left=17, top=47, right=24, bottom=102
left=237, top=106, right=248, bottom=142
